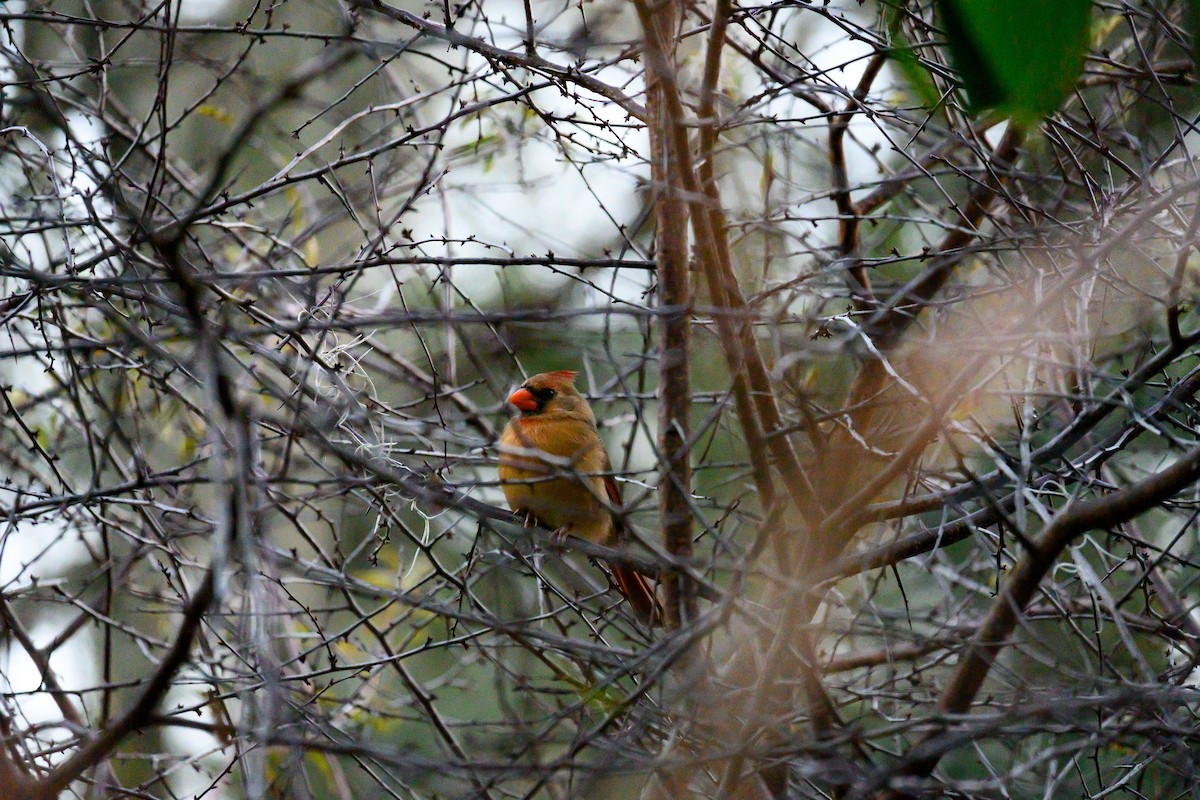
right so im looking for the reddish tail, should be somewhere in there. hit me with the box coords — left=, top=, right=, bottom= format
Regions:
left=609, top=561, right=663, bottom=626
left=602, top=477, right=663, bottom=626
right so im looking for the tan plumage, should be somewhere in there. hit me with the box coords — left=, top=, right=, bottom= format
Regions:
left=498, top=371, right=661, bottom=624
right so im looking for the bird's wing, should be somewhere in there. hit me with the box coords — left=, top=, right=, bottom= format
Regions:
left=603, top=473, right=623, bottom=507
left=609, top=560, right=662, bottom=626
left=601, top=465, right=663, bottom=624
left=602, top=467, right=630, bottom=544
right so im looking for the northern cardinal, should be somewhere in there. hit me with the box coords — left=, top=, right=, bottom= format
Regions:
left=498, top=370, right=661, bottom=624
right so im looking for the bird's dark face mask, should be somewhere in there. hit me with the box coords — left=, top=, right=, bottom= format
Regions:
left=507, top=385, right=556, bottom=415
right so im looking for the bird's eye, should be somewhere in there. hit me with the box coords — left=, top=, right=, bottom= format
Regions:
left=530, top=387, right=556, bottom=401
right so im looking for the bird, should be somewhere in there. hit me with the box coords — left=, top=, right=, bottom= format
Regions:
left=498, top=370, right=661, bottom=625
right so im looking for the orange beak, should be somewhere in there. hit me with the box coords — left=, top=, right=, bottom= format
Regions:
left=507, top=387, right=538, bottom=412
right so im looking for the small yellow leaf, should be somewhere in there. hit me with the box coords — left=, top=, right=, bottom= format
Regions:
left=1092, top=14, right=1122, bottom=48
left=197, top=105, right=234, bottom=125
left=761, top=152, right=775, bottom=195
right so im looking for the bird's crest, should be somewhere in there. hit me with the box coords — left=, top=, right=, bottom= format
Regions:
left=521, top=369, right=580, bottom=395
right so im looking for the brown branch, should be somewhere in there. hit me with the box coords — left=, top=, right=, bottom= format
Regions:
left=636, top=3, right=839, bottom=794
left=637, top=0, right=821, bottom=530
left=0, top=599, right=88, bottom=731
left=886, top=442, right=1200, bottom=793
left=820, top=332, right=1200, bottom=584
left=1167, top=195, right=1200, bottom=347
left=815, top=174, right=1200, bottom=564
left=635, top=0, right=695, bottom=630
left=695, top=0, right=778, bottom=518
left=804, top=125, right=1025, bottom=565
left=850, top=121, right=1000, bottom=218
left=31, top=569, right=216, bottom=800
left=824, top=641, right=941, bottom=674
left=830, top=51, right=888, bottom=308
left=0, top=713, right=36, bottom=798
left=862, top=124, right=1025, bottom=352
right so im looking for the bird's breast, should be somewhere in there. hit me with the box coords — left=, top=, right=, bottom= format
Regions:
left=497, top=417, right=614, bottom=544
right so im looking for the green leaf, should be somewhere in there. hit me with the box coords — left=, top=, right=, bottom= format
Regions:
left=937, top=0, right=1092, bottom=124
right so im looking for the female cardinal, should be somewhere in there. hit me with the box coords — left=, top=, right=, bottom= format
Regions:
left=498, top=371, right=660, bottom=624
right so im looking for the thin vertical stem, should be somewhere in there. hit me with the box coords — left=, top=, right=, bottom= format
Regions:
left=637, top=0, right=696, bottom=628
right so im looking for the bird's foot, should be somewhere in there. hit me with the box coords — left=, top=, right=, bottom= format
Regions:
left=516, top=510, right=536, bottom=528
left=550, top=526, right=572, bottom=546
